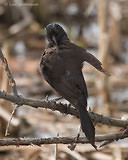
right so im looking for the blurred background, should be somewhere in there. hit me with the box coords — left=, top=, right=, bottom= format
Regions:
left=0, top=0, right=128, bottom=159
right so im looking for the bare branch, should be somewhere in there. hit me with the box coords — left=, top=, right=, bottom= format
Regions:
left=5, top=105, right=17, bottom=136
left=0, top=47, right=19, bottom=136
left=0, top=131, right=128, bottom=146
left=0, top=91, right=128, bottom=128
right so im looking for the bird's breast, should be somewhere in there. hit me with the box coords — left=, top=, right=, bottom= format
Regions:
left=40, top=55, right=53, bottom=74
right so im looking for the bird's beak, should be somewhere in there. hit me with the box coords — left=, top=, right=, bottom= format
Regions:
left=52, top=35, right=58, bottom=45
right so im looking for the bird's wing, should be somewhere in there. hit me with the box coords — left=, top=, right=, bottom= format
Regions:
left=56, top=62, right=89, bottom=104
left=53, top=69, right=82, bottom=104
left=82, top=50, right=110, bottom=76
left=66, top=43, right=110, bottom=76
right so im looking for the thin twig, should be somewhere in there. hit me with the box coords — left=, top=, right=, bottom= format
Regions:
left=5, top=105, right=17, bottom=136
left=68, top=126, right=81, bottom=150
left=0, top=48, right=18, bottom=96
left=0, top=91, right=128, bottom=128
left=0, top=48, right=19, bottom=136
left=0, top=131, right=128, bottom=146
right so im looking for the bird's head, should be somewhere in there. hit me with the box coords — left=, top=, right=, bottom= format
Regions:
left=45, top=23, right=69, bottom=45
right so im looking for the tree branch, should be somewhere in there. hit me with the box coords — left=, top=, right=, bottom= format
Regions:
left=0, top=91, right=128, bottom=128
left=0, top=131, right=127, bottom=146
left=0, top=47, right=19, bottom=136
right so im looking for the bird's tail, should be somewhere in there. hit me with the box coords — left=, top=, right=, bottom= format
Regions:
left=78, top=101, right=97, bottom=149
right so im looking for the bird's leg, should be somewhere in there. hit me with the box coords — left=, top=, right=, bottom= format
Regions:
left=52, top=96, right=63, bottom=101
left=45, top=96, right=63, bottom=102
left=44, top=95, right=49, bottom=101
left=50, top=96, right=63, bottom=104
left=67, top=103, right=72, bottom=113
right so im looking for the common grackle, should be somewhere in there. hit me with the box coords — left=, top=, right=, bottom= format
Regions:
left=40, top=23, right=110, bottom=149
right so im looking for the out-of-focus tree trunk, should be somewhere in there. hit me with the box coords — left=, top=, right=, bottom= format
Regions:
left=95, top=0, right=110, bottom=115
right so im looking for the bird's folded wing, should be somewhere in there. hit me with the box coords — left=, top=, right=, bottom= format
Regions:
left=53, top=72, right=81, bottom=102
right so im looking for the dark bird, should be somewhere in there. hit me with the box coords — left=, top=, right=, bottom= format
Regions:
left=40, top=23, right=110, bottom=149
